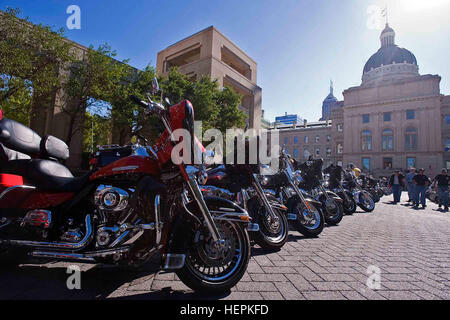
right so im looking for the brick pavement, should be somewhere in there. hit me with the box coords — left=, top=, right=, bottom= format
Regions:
left=0, top=193, right=449, bottom=300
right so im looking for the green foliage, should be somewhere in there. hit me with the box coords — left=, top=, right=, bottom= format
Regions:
left=0, top=7, right=74, bottom=120
left=83, top=112, right=112, bottom=153
left=62, top=44, right=130, bottom=145
left=160, top=68, right=246, bottom=134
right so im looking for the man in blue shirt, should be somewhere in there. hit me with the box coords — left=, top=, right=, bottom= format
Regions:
left=405, top=168, right=416, bottom=205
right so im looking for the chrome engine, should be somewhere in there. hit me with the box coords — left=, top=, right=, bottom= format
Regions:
left=95, top=185, right=131, bottom=213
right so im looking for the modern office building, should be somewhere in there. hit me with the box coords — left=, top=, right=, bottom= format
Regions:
left=156, top=26, right=262, bottom=129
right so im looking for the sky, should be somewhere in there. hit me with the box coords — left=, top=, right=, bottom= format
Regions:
left=2, top=0, right=450, bottom=122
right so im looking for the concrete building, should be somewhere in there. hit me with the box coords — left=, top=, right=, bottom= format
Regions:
left=156, top=26, right=262, bottom=129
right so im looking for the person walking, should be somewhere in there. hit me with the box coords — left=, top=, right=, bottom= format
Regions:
left=434, top=169, right=450, bottom=212
left=413, top=168, right=431, bottom=209
left=389, top=170, right=405, bottom=204
left=405, top=168, right=416, bottom=205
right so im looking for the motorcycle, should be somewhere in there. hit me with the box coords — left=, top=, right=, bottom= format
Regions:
left=323, top=164, right=357, bottom=215
left=201, top=146, right=289, bottom=251
left=0, top=78, right=255, bottom=294
left=293, top=157, right=344, bottom=226
left=261, top=150, right=325, bottom=238
left=342, top=170, right=375, bottom=212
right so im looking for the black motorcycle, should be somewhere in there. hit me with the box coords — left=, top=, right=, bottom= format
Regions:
left=260, top=150, right=325, bottom=238
left=342, top=170, right=375, bottom=212
left=323, top=164, right=357, bottom=215
left=294, top=157, right=344, bottom=226
left=202, top=142, right=289, bottom=251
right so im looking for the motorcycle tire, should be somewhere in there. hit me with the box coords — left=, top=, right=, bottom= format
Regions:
left=247, top=199, right=288, bottom=251
left=358, top=191, right=375, bottom=212
left=175, top=220, right=251, bottom=294
left=287, top=197, right=324, bottom=238
left=323, top=201, right=344, bottom=226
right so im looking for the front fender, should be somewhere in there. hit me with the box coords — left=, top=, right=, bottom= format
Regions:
left=319, top=191, right=344, bottom=203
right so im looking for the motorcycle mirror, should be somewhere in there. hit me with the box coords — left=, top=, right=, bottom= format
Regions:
left=132, top=125, right=143, bottom=134
left=152, top=77, right=160, bottom=96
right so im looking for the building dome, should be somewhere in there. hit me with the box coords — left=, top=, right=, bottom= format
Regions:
left=363, top=45, right=417, bottom=74
left=362, top=24, right=419, bottom=85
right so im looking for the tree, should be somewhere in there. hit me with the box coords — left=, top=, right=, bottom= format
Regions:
left=0, top=8, right=74, bottom=124
left=60, top=44, right=130, bottom=146
left=83, top=112, right=112, bottom=153
left=160, top=68, right=246, bottom=134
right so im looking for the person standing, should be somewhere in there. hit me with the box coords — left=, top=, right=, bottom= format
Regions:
left=389, top=170, right=405, bottom=204
left=413, top=168, right=431, bottom=209
left=434, top=169, right=450, bottom=212
left=405, top=168, right=416, bottom=204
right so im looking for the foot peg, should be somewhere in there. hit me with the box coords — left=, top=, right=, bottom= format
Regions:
left=162, top=254, right=185, bottom=270
left=287, top=213, right=297, bottom=221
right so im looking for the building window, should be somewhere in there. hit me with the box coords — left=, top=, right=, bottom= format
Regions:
left=315, top=136, right=320, bottom=143
left=327, top=135, right=331, bottom=142
left=284, top=137, right=288, bottom=145
left=337, top=124, right=343, bottom=132
left=362, top=157, right=371, bottom=171
left=294, top=136, right=298, bottom=144
left=304, top=136, right=309, bottom=143
left=326, top=147, right=331, bottom=157
left=405, top=127, right=418, bottom=151
left=315, top=148, right=320, bottom=156
left=337, top=143, right=343, bottom=154
left=383, top=112, right=391, bottom=122
left=362, top=114, right=370, bottom=124
left=445, top=139, right=450, bottom=152
left=304, top=149, right=310, bottom=159
left=406, top=110, right=415, bottom=120
left=361, top=130, right=372, bottom=151
left=382, top=129, right=393, bottom=151
left=293, top=148, right=298, bottom=158
left=383, top=157, right=393, bottom=170
left=407, top=157, right=416, bottom=169
left=446, top=115, right=450, bottom=124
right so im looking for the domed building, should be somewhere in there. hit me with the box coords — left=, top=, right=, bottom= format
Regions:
left=362, top=24, right=419, bottom=86
left=329, top=23, right=450, bottom=177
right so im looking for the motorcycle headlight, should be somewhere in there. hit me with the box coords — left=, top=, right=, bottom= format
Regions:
left=260, top=175, right=269, bottom=186
left=293, top=170, right=303, bottom=184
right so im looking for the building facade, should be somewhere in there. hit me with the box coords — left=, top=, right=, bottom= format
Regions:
left=273, top=23, right=449, bottom=177
left=156, top=26, right=262, bottom=129
left=275, top=113, right=304, bottom=126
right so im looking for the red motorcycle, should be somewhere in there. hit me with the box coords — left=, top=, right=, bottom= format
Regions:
left=0, top=78, right=254, bottom=293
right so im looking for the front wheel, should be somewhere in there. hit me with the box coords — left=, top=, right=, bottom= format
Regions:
left=322, top=197, right=344, bottom=226
left=287, top=197, right=324, bottom=238
left=342, top=197, right=357, bottom=215
left=247, top=198, right=288, bottom=251
left=358, top=191, right=375, bottom=212
left=175, top=220, right=250, bottom=294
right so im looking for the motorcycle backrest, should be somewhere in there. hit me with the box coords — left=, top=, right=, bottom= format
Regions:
left=0, top=118, right=41, bottom=156
left=40, top=135, right=69, bottom=161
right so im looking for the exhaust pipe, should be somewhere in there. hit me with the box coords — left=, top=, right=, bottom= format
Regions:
left=1, top=215, right=93, bottom=251
left=30, top=246, right=130, bottom=263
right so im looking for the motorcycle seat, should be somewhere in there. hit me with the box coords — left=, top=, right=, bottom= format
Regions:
left=0, top=159, right=90, bottom=192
